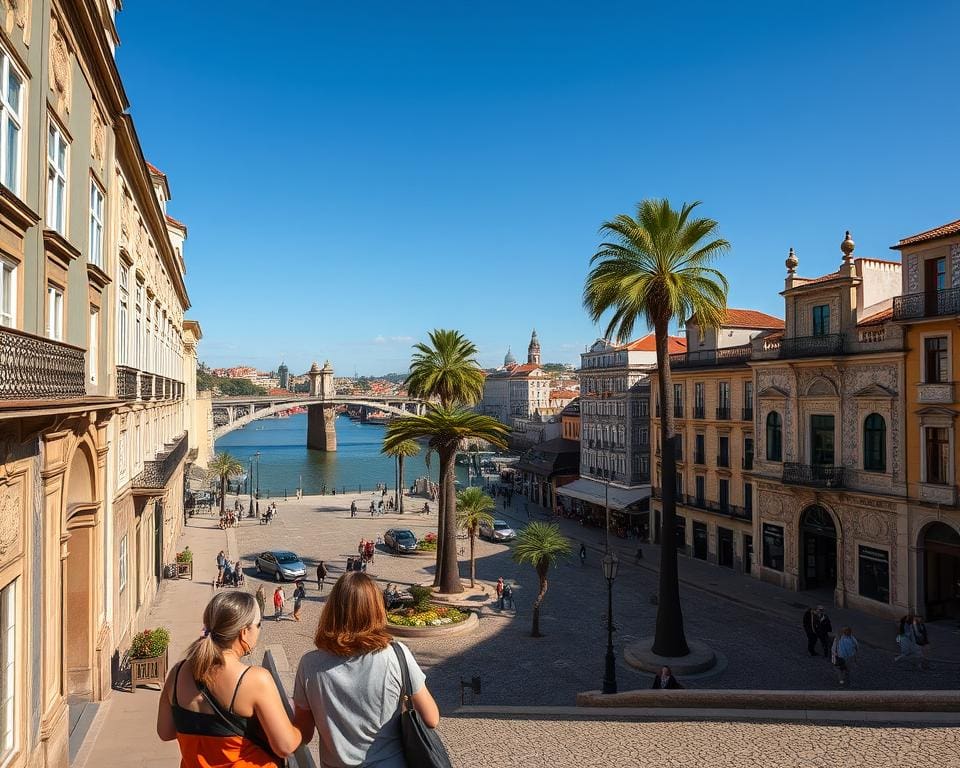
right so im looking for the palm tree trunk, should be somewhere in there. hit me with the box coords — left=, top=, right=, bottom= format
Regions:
left=469, top=531, right=476, bottom=588
left=436, top=445, right=463, bottom=593
left=531, top=560, right=550, bottom=637
left=398, top=455, right=405, bottom=514
left=394, top=456, right=399, bottom=512
left=220, top=474, right=226, bottom=515
left=652, top=318, right=690, bottom=657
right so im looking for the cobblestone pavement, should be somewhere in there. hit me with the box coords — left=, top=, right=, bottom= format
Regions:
left=436, top=716, right=960, bottom=767
left=220, top=492, right=960, bottom=712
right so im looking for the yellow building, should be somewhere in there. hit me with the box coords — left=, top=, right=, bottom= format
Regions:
left=891, top=218, right=960, bottom=621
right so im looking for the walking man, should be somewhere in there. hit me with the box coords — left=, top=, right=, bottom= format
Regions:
left=316, top=560, right=327, bottom=592
left=292, top=580, right=306, bottom=622
left=802, top=606, right=818, bottom=657
left=350, top=501, right=357, bottom=518
left=814, top=606, right=833, bottom=658
left=496, top=577, right=505, bottom=610
left=503, top=581, right=514, bottom=610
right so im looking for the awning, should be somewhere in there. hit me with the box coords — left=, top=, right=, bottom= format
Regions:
left=556, top=478, right=651, bottom=512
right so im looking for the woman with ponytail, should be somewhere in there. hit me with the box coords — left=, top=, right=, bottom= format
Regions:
left=157, top=591, right=302, bottom=767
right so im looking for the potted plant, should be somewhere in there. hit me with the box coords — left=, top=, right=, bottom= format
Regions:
left=129, top=627, right=170, bottom=692
left=175, top=547, right=193, bottom=579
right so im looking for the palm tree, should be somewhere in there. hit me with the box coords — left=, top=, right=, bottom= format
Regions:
left=385, top=407, right=508, bottom=593
left=583, top=198, right=729, bottom=657
left=456, top=487, right=496, bottom=588
left=381, top=439, right=420, bottom=513
left=208, top=452, right=245, bottom=516
left=512, top=522, right=572, bottom=637
left=402, top=329, right=487, bottom=581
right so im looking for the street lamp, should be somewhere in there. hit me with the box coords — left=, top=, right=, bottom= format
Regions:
left=248, top=457, right=254, bottom=517
left=255, top=451, right=261, bottom=500
left=602, top=468, right=611, bottom=554
left=601, top=552, right=619, bottom=694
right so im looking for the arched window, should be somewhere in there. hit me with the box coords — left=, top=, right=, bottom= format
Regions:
left=766, top=412, right=782, bottom=461
left=863, top=413, right=886, bottom=472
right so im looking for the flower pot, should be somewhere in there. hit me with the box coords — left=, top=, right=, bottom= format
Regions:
left=130, top=648, right=168, bottom=692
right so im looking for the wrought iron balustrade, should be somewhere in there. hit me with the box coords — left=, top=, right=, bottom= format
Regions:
left=669, top=344, right=753, bottom=368
left=742, top=407, right=753, bottom=421
left=694, top=406, right=705, bottom=419
left=779, top=334, right=843, bottom=358
left=717, top=453, right=730, bottom=468
left=139, top=373, right=154, bottom=400
left=893, top=287, right=960, bottom=321
left=716, top=407, right=731, bottom=420
left=117, top=366, right=139, bottom=399
left=742, top=456, right=754, bottom=471
left=694, top=452, right=706, bottom=465
left=673, top=405, right=684, bottom=418
left=782, top=462, right=845, bottom=488
left=132, top=432, right=189, bottom=489
left=0, top=326, right=85, bottom=399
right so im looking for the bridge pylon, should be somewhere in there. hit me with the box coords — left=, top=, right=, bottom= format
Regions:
left=307, top=361, right=337, bottom=450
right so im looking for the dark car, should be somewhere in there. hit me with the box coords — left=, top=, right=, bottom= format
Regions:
left=255, top=550, right=307, bottom=581
left=384, top=528, right=418, bottom=553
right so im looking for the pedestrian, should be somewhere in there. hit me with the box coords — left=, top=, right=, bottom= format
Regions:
left=255, top=584, right=266, bottom=618
left=156, top=591, right=302, bottom=764
left=293, top=581, right=306, bottom=622
left=496, top=577, right=505, bottom=610
left=831, top=626, right=859, bottom=685
left=895, top=613, right=928, bottom=668
left=802, top=606, right=818, bottom=657
left=350, top=501, right=357, bottom=518
left=316, top=560, right=327, bottom=592
left=234, top=560, right=244, bottom=587
left=273, top=586, right=285, bottom=621
left=369, top=501, right=375, bottom=518
left=503, top=582, right=514, bottom=610
left=634, top=545, right=643, bottom=563
left=651, top=665, right=683, bottom=689
left=813, top=606, right=833, bottom=658
left=579, top=543, right=587, bottom=566
left=913, top=614, right=931, bottom=668
left=291, top=572, right=441, bottom=767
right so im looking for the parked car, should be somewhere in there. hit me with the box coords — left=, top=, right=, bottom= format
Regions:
left=479, top=519, right=516, bottom=542
left=384, top=528, right=419, bottom=553
left=255, top=550, right=307, bottom=581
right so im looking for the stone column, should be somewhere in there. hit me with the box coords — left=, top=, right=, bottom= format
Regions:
left=307, top=404, right=337, bottom=452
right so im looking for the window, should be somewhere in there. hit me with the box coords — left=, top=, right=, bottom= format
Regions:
left=719, top=478, right=729, bottom=512
left=766, top=412, right=782, bottom=461
left=695, top=475, right=705, bottom=506
left=858, top=546, right=889, bottom=603
left=718, top=436, right=729, bottom=467
left=673, top=383, right=683, bottom=414
left=812, top=304, right=830, bottom=336
left=0, top=579, right=15, bottom=760
left=718, top=381, right=730, bottom=408
left=0, top=50, right=22, bottom=194
left=694, top=382, right=704, bottom=415
left=925, top=427, right=950, bottom=485
left=692, top=521, right=708, bottom=560
left=89, top=182, right=104, bottom=267
left=863, top=413, right=886, bottom=472
left=638, top=399, right=648, bottom=417
left=118, top=267, right=129, bottom=364
left=694, top=433, right=705, bottom=464
left=744, top=482, right=753, bottom=514
left=762, top=523, right=784, bottom=571
left=88, top=307, right=98, bottom=383
left=743, top=437, right=754, bottom=470
left=46, top=122, right=68, bottom=233
left=0, top=258, right=14, bottom=327
left=675, top=472, right=683, bottom=498
left=119, top=536, right=128, bottom=592
left=811, top=415, right=835, bottom=466
left=744, top=382, right=753, bottom=410
left=924, top=337, right=948, bottom=383
left=46, top=285, right=63, bottom=341
left=639, top=456, right=649, bottom=478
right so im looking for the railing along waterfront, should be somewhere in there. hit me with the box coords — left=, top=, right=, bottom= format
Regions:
left=0, top=327, right=85, bottom=399
left=893, top=287, right=960, bottom=321
left=782, top=462, right=845, bottom=488
left=669, top=344, right=753, bottom=369
left=779, top=334, right=843, bottom=358
left=132, top=432, right=189, bottom=489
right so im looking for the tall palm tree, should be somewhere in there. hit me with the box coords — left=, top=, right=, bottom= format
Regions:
left=512, top=522, right=572, bottom=638
left=456, top=487, right=496, bottom=588
left=402, top=329, right=487, bottom=578
left=583, top=198, right=729, bottom=657
left=380, top=439, right=420, bottom=513
left=208, top=452, right=244, bottom=516
left=385, top=407, right=508, bottom=593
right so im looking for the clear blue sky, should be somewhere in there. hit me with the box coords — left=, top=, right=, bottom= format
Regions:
left=117, top=1, right=958, bottom=376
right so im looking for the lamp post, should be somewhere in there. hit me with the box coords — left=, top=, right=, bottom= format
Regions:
left=255, top=451, right=261, bottom=500
left=248, top=458, right=254, bottom=517
left=603, top=468, right=611, bottom=554
left=601, top=552, right=619, bottom=694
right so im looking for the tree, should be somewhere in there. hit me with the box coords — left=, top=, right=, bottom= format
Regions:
left=512, top=522, right=572, bottom=637
left=456, top=487, right=496, bottom=588
left=208, top=452, right=245, bottom=516
left=583, top=198, right=729, bottom=657
left=381, top=439, right=420, bottom=513
left=385, top=407, right=507, bottom=593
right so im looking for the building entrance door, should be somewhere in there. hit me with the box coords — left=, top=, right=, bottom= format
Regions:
left=800, top=505, right=837, bottom=590
left=743, top=534, right=753, bottom=574
left=718, top=527, right=733, bottom=567
left=923, top=522, right=960, bottom=620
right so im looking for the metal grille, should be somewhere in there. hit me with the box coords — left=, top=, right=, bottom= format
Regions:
left=116, top=366, right=139, bottom=400
left=782, top=462, right=844, bottom=488
left=779, top=334, right=843, bottom=358
left=0, top=327, right=85, bottom=399
left=132, top=433, right=189, bottom=489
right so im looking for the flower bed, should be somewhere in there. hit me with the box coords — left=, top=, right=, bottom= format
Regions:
left=416, top=532, right=438, bottom=552
left=387, top=605, right=469, bottom=627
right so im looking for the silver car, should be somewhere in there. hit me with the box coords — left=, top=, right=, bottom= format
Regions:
left=480, top=519, right=516, bottom=542
left=255, top=550, right=307, bottom=581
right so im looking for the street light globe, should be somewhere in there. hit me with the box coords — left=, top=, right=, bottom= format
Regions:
left=602, top=552, right=619, bottom=581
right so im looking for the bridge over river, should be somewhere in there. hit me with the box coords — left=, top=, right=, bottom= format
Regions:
left=211, top=361, right=426, bottom=451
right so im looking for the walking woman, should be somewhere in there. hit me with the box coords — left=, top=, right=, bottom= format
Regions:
left=292, top=572, right=440, bottom=767
left=292, top=581, right=306, bottom=622
left=156, top=591, right=302, bottom=767
left=831, top=626, right=859, bottom=686
left=255, top=585, right=267, bottom=619
left=273, top=586, right=285, bottom=622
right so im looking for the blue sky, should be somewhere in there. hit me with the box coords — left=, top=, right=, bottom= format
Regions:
left=117, top=2, right=958, bottom=376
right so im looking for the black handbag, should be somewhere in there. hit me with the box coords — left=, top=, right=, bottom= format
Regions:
left=391, top=643, right=452, bottom=768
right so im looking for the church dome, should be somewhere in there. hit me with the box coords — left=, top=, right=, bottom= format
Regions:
left=504, top=347, right=517, bottom=366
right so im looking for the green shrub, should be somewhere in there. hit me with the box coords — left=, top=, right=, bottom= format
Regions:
left=175, top=548, right=193, bottom=563
left=416, top=539, right=437, bottom=551
left=408, top=585, right=433, bottom=611
left=130, top=627, right=170, bottom=659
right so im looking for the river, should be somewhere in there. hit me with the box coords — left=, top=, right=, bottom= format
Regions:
left=213, top=412, right=468, bottom=497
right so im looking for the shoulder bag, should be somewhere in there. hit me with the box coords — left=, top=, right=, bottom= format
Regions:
left=391, top=642, right=452, bottom=768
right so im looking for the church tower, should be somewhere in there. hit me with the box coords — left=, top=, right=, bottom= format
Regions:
left=527, top=329, right=541, bottom=365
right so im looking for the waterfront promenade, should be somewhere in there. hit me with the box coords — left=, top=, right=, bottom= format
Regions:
left=75, top=492, right=960, bottom=768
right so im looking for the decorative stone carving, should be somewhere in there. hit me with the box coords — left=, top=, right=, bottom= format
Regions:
left=92, top=109, right=106, bottom=167
left=0, top=485, right=21, bottom=563
left=953, top=245, right=960, bottom=289
left=48, top=16, right=71, bottom=116
left=917, top=383, right=955, bottom=404
left=2, top=0, right=29, bottom=43
left=907, top=253, right=919, bottom=293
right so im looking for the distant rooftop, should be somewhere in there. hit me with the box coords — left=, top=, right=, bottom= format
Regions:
left=892, top=218, right=960, bottom=249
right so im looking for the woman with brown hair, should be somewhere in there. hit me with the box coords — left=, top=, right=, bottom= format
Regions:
left=293, top=572, right=440, bottom=767
left=157, top=591, right=303, bottom=767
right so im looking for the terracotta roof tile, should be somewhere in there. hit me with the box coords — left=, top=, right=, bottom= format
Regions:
left=146, top=161, right=166, bottom=177
left=165, top=214, right=187, bottom=230
left=893, top=219, right=960, bottom=249
left=550, top=389, right=579, bottom=400
left=622, top=332, right=687, bottom=354
left=857, top=307, right=893, bottom=327
left=795, top=271, right=842, bottom=286
left=720, top=308, right=785, bottom=329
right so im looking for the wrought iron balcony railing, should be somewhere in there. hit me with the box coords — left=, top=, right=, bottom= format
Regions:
left=779, top=334, right=843, bottom=359
left=742, top=407, right=753, bottom=421
left=716, top=406, right=731, bottom=420
left=669, top=344, right=753, bottom=369
left=717, top=453, right=730, bottom=468
left=694, top=452, right=706, bottom=465
left=893, top=287, right=960, bottom=321
left=782, top=462, right=845, bottom=488
left=742, top=455, right=754, bottom=471
left=132, top=432, right=189, bottom=489
left=117, top=365, right=139, bottom=399
left=694, top=406, right=705, bottom=419
left=0, top=326, right=85, bottom=399
left=673, top=405, right=684, bottom=418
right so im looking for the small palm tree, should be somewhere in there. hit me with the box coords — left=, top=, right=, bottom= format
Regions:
left=208, top=452, right=244, bottom=516
left=385, top=407, right=508, bottom=593
left=381, top=439, right=420, bottom=513
left=456, top=487, right=496, bottom=588
left=512, top=522, right=572, bottom=637
left=584, top=198, right=729, bottom=657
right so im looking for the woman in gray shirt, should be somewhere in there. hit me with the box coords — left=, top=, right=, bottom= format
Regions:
left=293, top=572, right=440, bottom=767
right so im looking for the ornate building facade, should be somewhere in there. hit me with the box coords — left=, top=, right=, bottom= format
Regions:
left=479, top=330, right=550, bottom=430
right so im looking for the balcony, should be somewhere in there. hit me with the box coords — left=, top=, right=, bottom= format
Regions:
left=669, top=344, right=752, bottom=369
left=132, top=432, right=189, bottom=490
left=893, top=287, right=960, bottom=321
left=717, top=453, right=730, bottom=469
left=782, top=462, right=845, bottom=488
left=716, top=406, right=731, bottom=420
left=742, top=455, right=754, bottom=471
left=673, top=405, right=684, bottom=419
left=917, top=382, right=954, bottom=404
left=779, top=334, right=843, bottom=359
left=117, top=366, right=138, bottom=399
left=694, top=451, right=706, bottom=465
left=0, top=326, right=86, bottom=400
left=680, top=494, right=753, bottom=522
left=742, top=407, right=753, bottom=421
left=116, top=367, right=185, bottom=403
left=694, top=406, right=705, bottom=419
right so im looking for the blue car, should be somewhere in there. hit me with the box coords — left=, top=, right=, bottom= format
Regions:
left=255, top=550, right=307, bottom=582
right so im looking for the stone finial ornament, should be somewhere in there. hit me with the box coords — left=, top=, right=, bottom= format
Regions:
left=841, top=230, right=855, bottom=262
left=785, top=247, right=798, bottom=275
